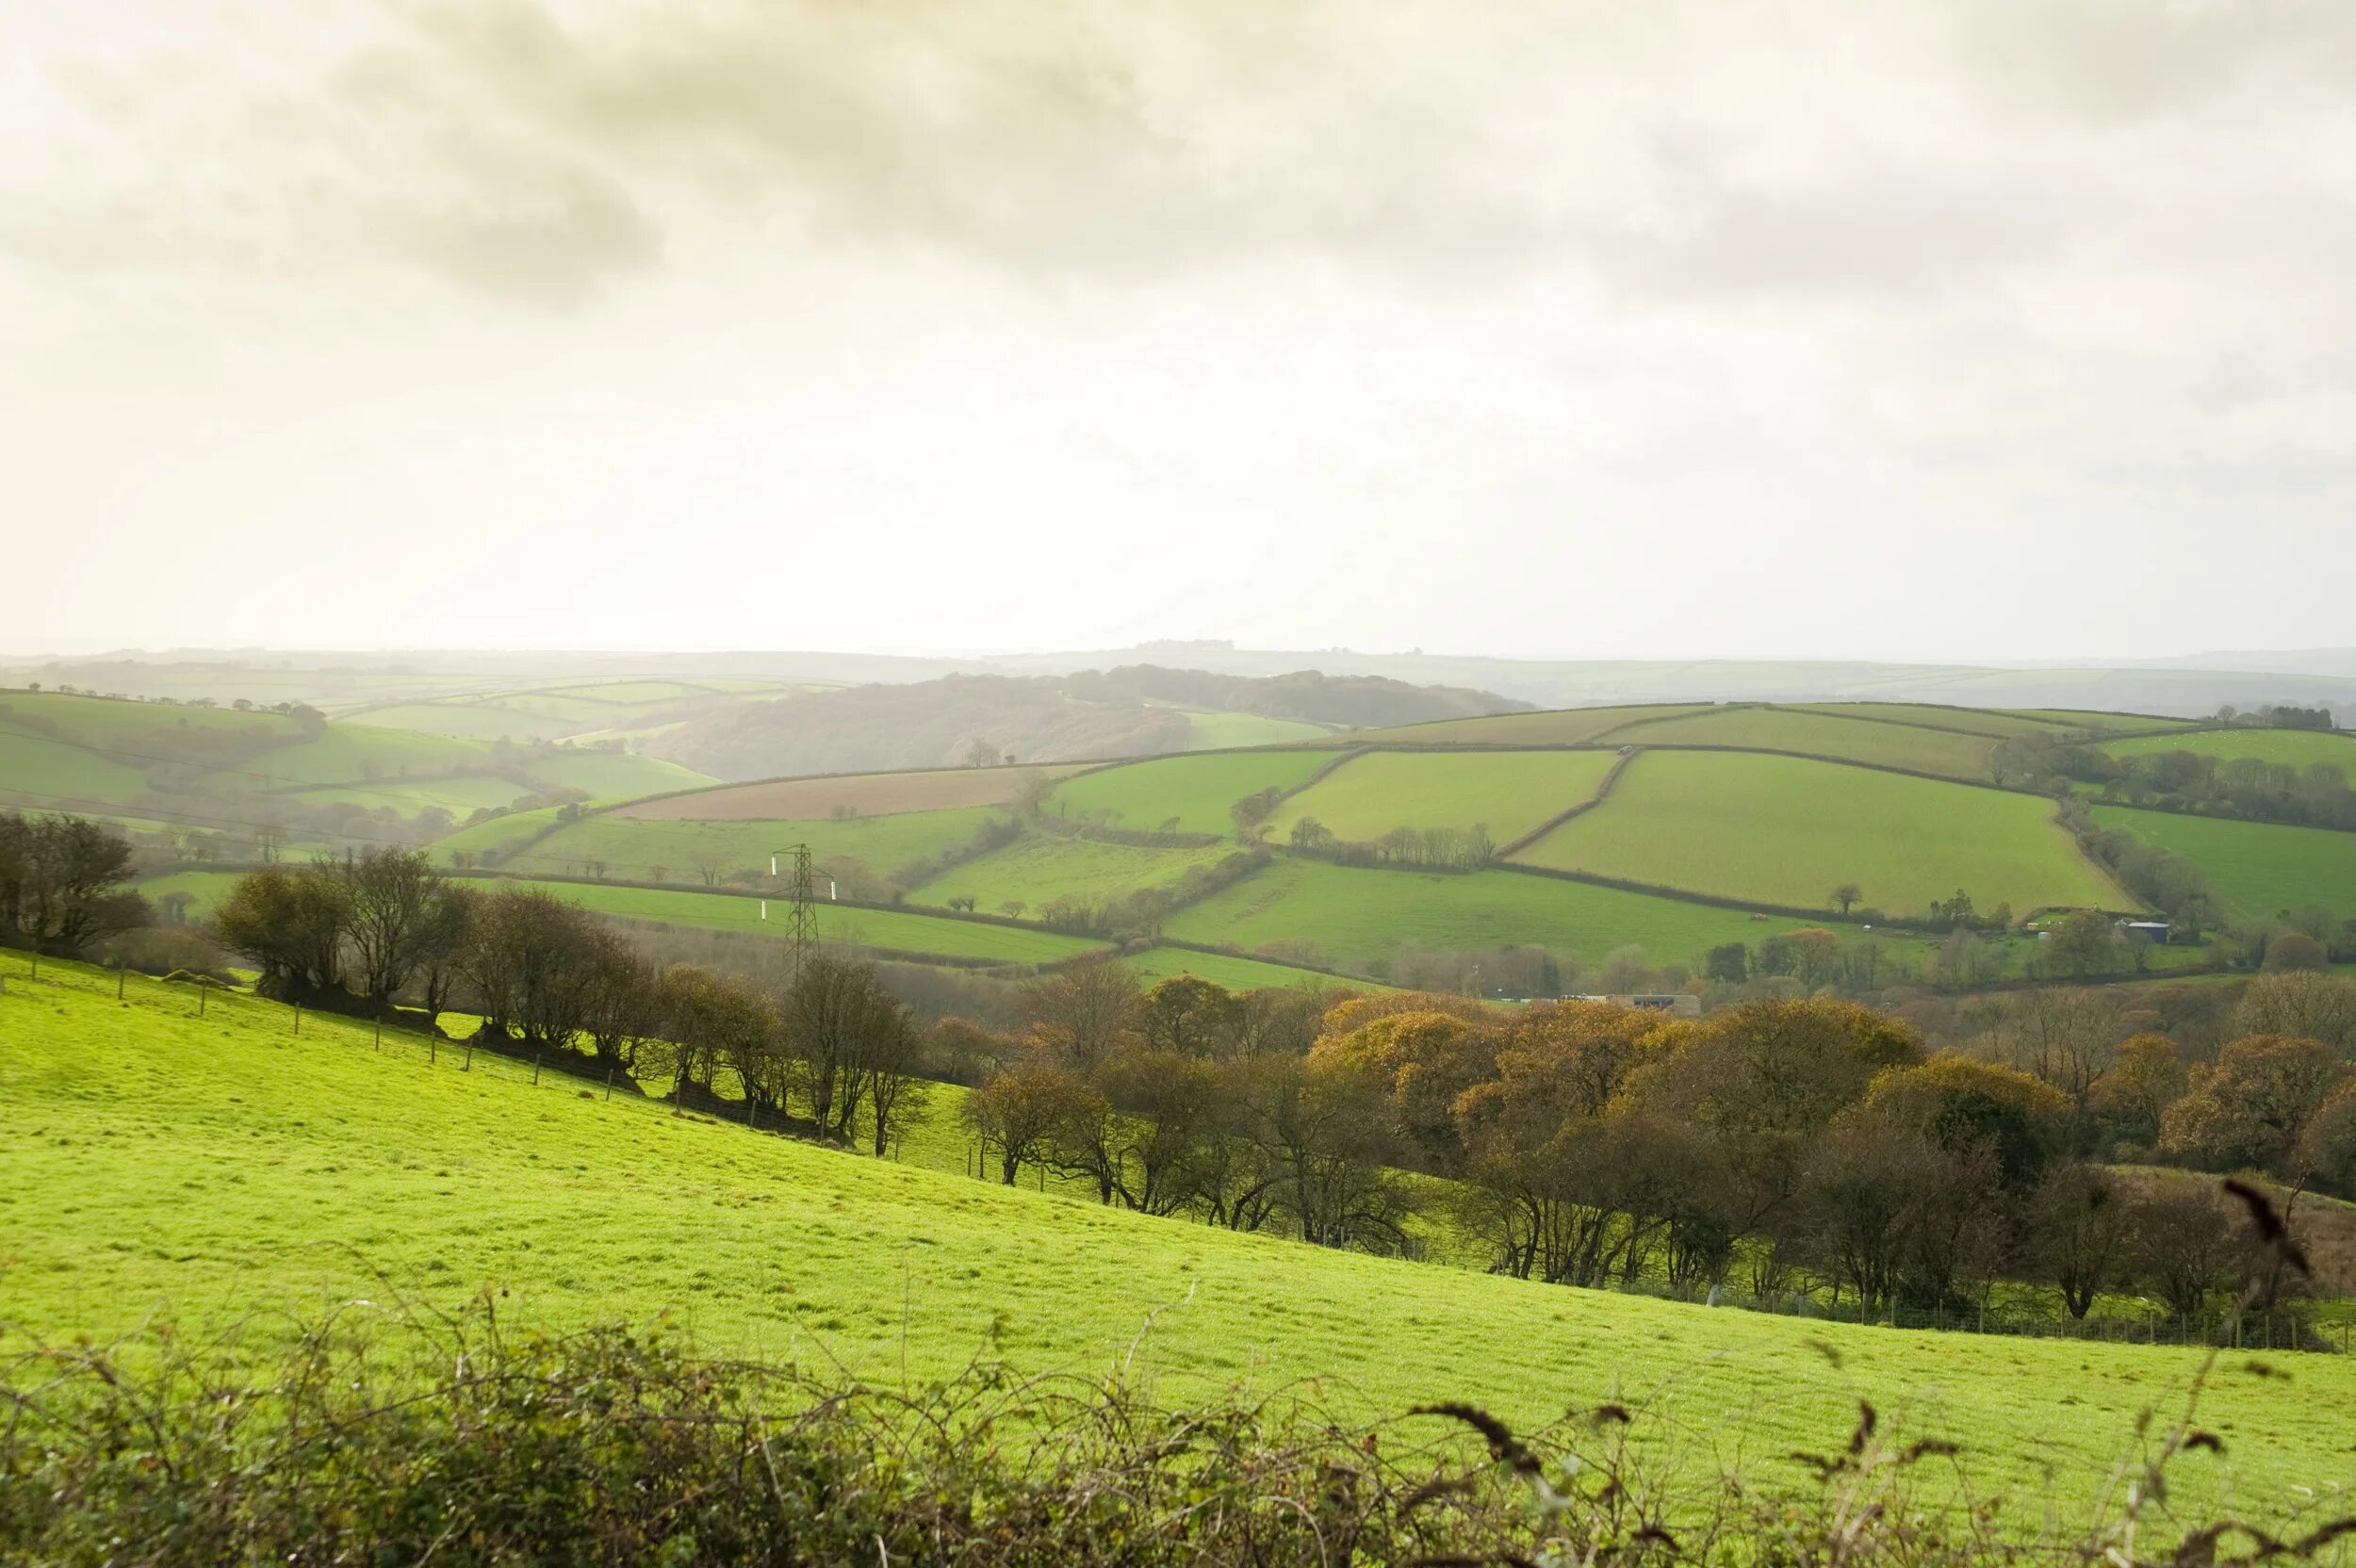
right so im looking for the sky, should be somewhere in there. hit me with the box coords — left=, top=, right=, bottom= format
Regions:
left=5, top=0, right=2355, bottom=662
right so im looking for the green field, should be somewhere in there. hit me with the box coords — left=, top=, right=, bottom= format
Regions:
left=345, top=702, right=588, bottom=744
left=1356, top=705, right=1709, bottom=746
left=1785, top=704, right=2078, bottom=739
left=279, top=776, right=540, bottom=817
left=525, top=749, right=714, bottom=800
left=1049, top=750, right=1337, bottom=836
left=486, top=877, right=1109, bottom=965
left=0, top=724, right=155, bottom=807
left=1178, top=710, right=1336, bottom=749
left=1514, top=752, right=2127, bottom=918
left=3, top=963, right=2343, bottom=1518
left=2103, top=727, right=2356, bottom=772
left=1605, top=707, right=2001, bottom=778
left=911, top=835, right=1235, bottom=910
left=1268, top=749, right=1617, bottom=845
left=1119, top=945, right=1381, bottom=992
left=2089, top=805, right=2356, bottom=922
left=507, top=806, right=1008, bottom=883
left=2008, top=709, right=2197, bottom=733
left=1163, top=857, right=1939, bottom=976
left=431, top=804, right=570, bottom=862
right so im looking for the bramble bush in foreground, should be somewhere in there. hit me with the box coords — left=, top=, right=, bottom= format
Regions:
left=3, top=1295, right=2349, bottom=1568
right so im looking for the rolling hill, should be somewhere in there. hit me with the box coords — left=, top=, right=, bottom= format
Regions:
left=5, top=959, right=2347, bottom=1521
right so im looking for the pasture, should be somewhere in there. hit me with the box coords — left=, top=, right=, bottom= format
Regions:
left=1602, top=707, right=2000, bottom=778
left=614, top=765, right=1086, bottom=822
left=1048, top=749, right=1336, bottom=836
left=1162, top=857, right=1940, bottom=976
left=1355, top=704, right=1709, bottom=746
left=2103, top=727, right=2356, bottom=771
left=483, top=877, right=1110, bottom=965
left=1784, top=704, right=2079, bottom=739
left=1513, top=752, right=2128, bottom=918
left=1, top=964, right=2346, bottom=1521
left=1176, top=710, right=1336, bottom=748
left=911, top=835, right=1235, bottom=910
left=2088, top=805, right=2356, bottom=923
left=1120, top=945, right=1382, bottom=992
left=1268, top=749, right=1617, bottom=846
left=504, top=805, right=1007, bottom=884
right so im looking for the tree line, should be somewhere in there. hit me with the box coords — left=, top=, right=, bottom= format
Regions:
left=207, top=850, right=931, bottom=1152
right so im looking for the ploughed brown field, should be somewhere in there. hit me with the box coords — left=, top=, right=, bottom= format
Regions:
left=609, top=763, right=1089, bottom=820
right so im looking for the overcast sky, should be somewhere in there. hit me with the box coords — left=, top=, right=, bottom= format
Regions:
left=6, top=0, right=2354, bottom=662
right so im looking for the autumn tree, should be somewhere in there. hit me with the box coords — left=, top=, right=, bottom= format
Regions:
left=2026, top=1164, right=2134, bottom=1318
left=2088, top=1033, right=2187, bottom=1151
left=964, top=1061, right=1095, bottom=1184
left=1018, top=953, right=1140, bottom=1070
left=212, top=863, right=352, bottom=997
left=2161, top=1034, right=2348, bottom=1182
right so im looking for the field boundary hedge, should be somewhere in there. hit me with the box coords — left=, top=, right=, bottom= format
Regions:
left=1494, top=746, right=1641, bottom=858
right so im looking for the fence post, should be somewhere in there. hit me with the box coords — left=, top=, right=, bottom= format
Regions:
left=464, top=1042, right=473, bottom=1072
left=431, top=1037, right=437, bottom=1066
left=605, top=1066, right=615, bottom=1101
left=374, top=1017, right=382, bottom=1052
left=117, top=964, right=125, bottom=1001
left=532, top=1048, right=541, bottom=1086
left=292, top=1003, right=302, bottom=1037
left=199, top=984, right=206, bottom=1018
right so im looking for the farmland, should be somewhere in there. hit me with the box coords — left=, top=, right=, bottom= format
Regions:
left=1162, top=856, right=1941, bottom=976
left=1783, top=703, right=2080, bottom=739
left=3, top=964, right=2345, bottom=1520
left=1356, top=704, right=1708, bottom=746
left=1514, top=751, right=2129, bottom=917
left=493, top=805, right=1010, bottom=884
left=1047, top=748, right=1336, bottom=836
left=1118, top=945, right=1382, bottom=991
left=1604, top=707, right=2003, bottom=778
left=2089, top=804, right=2356, bottom=922
left=1267, top=749, right=1617, bottom=845
left=612, top=764, right=1084, bottom=821
left=910, top=835, right=1235, bottom=910
left=1173, top=709, right=1336, bottom=748
left=2103, top=727, right=2356, bottom=770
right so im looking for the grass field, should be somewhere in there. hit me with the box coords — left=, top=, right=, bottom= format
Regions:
left=912, top=835, right=1235, bottom=910
left=345, top=703, right=589, bottom=744
left=1119, top=945, right=1383, bottom=992
left=525, top=749, right=714, bottom=800
left=1162, top=857, right=1941, bottom=976
left=483, top=877, right=1110, bottom=965
left=1601, top=708, right=2001, bottom=778
left=2102, top=727, right=2356, bottom=771
left=2088, top=805, right=2356, bottom=922
left=277, top=776, right=539, bottom=818
left=1178, top=710, right=1336, bottom=749
left=2009, top=709, right=2198, bottom=733
left=1049, top=750, right=1338, bottom=837
left=614, top=765, right=1087, bottom=822
left=3, top=963, right=2345, bottom=1520
left=1785, top=704, right=2079, bottom=739
left=1268, top=750, right=1617, bottom=845
left=508, top=807, right=1008, bottom=883
left=1514, top=752, right=2127, bottom=918
left=1355, top=705, right=1710, bottom=746
left=0, top=724, right=155, bottom=807
left=429, top=804, right=570, bottom=861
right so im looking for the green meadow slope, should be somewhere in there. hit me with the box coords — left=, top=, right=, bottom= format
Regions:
left=2088, top=805, right=2356, bottom=922
left=3, top=964, right=2348, bottom=1518
left=1267, top=749, right=1616, bottom=844
left=1513, top=751, right=2128, bottom=917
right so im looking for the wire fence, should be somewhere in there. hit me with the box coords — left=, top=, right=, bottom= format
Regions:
left=7, top=948, right=2348, bottom=1356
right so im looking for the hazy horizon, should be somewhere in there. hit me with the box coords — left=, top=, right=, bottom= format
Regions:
left=8, top=1, right=2355, bottom=659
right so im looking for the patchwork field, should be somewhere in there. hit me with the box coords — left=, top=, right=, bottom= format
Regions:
left=1163, top=857, right=1939, bottom=976
left=1356, top=705, right=1708, bottom=746
left=1603, top=707, right=2000, bottom=778
left=2009, top=709, right=2198, bottom=733
left=0, top=724, right=154, bottom=808
left=3, top=966, right=2342, bottom=1519
left=1176, top=710, right=1336, bottom=748
left=2102, top=727, right=2356, bottom=771
left=911, top=836, right=1235, bottom=910
left=1119, top=945, right=1382, bottom=991
left=1785, top=704, right=2079, bottom=739
left=1049, top=749, right=1337, bottom=836
left=1514, top=752, right=2128, bottom=918
left=2088, top=805, right=2356, bottom=922
left=485, top=877, right=1110, bottom=965
left=614, top=765, right=1085, bottom=821
left=1267, top=749, right=1617, bottom=845
left=499, top=806, right=1007, bottom=883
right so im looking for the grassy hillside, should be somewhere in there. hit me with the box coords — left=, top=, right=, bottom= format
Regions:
left=1177, top=710, right=1335, bottom=748
left=1048, top=749, right=1336, bottom=836
left=2103, top=727, right=2356, bottom=770
left=491, top=806, right=1008, bottom=883
left=1605, top=708, right=2001, bottom=778
left=2, top=964, right=2344, bottom=1517
left=2089, top=805, right=2356, bottom=922
left=1785, top=704, right=2081, bottom=739
left=1163, top=857, right=1940, bottom=976
left=1514, top=752, right=2126, bottom=917
left=910, top=836, right=1235, bottom=910
left=613, top=766, right=1082, bottom=822
left=1357, top=705, right=1709, bottom=745
left=1268, top=750, right=1616, bottom=845
left=1120, top=945, right=1383, bottom=991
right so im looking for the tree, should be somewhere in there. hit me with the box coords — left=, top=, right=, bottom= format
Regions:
left=1137, top=975, right=1243, bottom=1057
left=2263, top=932, right=2330, bottom=973
left=1288, top=817, right=1335, bottom=855
left=2027, top=1164, right=2133, bottom=1318
left=2089, top=1033, right=2187, bottom=1150
left=212, top=864, right=351, bottom=997
left=2234, top=971, right=2356, bottom=1054
left=778, top=954, right=921, bottom=1143
left=1018, top=954, right=1139, bottom=1070
left=1703, top=942, right=1749, bottom=985
left=964, top=1061, right=1094, bottom=1184
left=2044, top=910, right=2121, bottom=977
left=0, top=813, right=149, bottom=956
left=340, top=848, right=465, bottom=1006
left=2125, top=1184, right=2241, bottom=1317
left=459, top=889, right=611, bottom=1052
left=2161, top=1034, right=2348, bottom=1182
left=1830, top=883, right=1863, bottom=916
